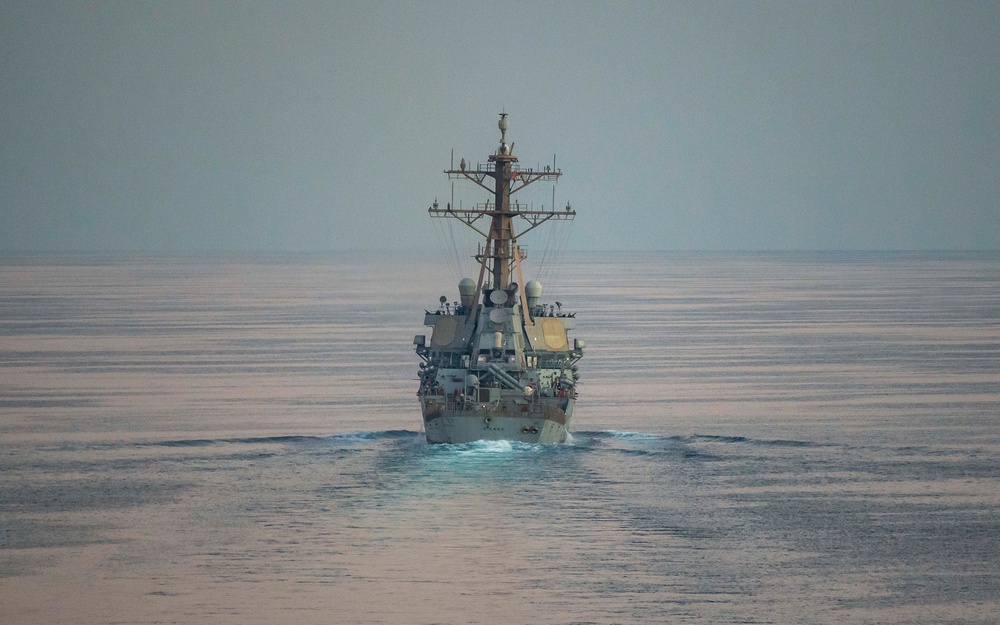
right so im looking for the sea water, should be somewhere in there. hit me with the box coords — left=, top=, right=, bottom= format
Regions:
left=1, top=251, right=998, bottom=624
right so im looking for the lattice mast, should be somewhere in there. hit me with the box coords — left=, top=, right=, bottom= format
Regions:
left=428, top=114, right=574, bottom=314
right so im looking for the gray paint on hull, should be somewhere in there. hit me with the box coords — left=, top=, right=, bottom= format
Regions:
left=421, top=400, right=574, bottom=444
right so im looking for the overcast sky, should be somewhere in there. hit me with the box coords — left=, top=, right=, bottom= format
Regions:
left=2, top=1, right=998, bottom=252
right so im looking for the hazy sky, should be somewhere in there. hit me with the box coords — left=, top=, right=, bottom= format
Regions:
left=2, top=1, right=998, bottom=252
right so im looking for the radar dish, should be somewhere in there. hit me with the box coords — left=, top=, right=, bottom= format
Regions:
left=489, top=290, right=508, bottom=305
left=489, top=309, right=508, bottom=324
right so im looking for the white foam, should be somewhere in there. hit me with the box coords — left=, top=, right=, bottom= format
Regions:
left=606, top=430, right=660, bottom=440
left=458, top=439, right=514, bottom=454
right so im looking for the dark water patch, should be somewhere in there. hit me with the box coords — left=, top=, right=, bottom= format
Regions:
left=193, top=450, right=277, bottom=464
left=758, top=438, right=819, bottom=447
left=565, top=431, right=729, bottom=460
left=2, top=447, right=290, bottom=476
left=16, top=430, right=427, bottom=460
left=693, top=434, right=750, bottom=444
left=325, top=429, right=420, bottom=443
left=0, top=479, right=190, bottom=513
left=742, top=494, right=1000, bottom=605
left=0, top=520, right=109, bottom=551
left=681, top=447, right=722, bottom=461
left=877, top=458, right=1000, bottom=481
left=892, top=445, right=978, bottom=457
left=148, top=434, right=340, bottom=448
left=0, top=520, right=116, bottom=577
left=49, top=364, right=379, bottom=375
left=595, top=443, right=720, bottom=462
left=621, top=510, right=722, bottom=541
left=229, top=435, right=322, bottom=446
left=691, top=433, right=828, bottom=448
left=0, top=398, right=101, bottom=408
left=151, top=438, right=221, bottom=448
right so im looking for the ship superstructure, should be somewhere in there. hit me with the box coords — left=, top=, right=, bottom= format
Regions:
left=414, top=115, right=583, bottom=444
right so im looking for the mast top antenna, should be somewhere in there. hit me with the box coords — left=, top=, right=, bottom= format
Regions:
left=498, top=113, right=508, bottom=145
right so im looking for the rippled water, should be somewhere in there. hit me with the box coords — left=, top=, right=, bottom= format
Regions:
left=2, top=251, right=998, bottom=624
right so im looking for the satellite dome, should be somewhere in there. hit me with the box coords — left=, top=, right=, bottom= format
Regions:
left=525, top=280, right=543, bottom=309
left=458, top=278, right=476, bottom=295
left=458, top=277, right=476, bottom=307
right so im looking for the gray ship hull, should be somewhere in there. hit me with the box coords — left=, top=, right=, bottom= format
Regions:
left=421, top=396, right=574, bottom=444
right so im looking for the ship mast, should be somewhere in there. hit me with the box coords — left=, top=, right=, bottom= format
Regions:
left=429, top=114, right=574, bottom=309
left=489, top=113, right=516, bottom=289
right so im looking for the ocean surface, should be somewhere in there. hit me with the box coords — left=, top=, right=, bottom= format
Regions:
left=1, top=251, right=998, bottom=624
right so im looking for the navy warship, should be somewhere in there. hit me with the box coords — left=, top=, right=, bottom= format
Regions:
left=414, top=114, right=583, bottom=444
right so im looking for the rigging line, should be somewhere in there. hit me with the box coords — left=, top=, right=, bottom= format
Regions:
left=534, top=227, right=549, bottom=282
left=431, top=212, right=460, bottom=282
left=551, top=221, right=574, bottom=286
left=538, top=215, right=572, bottom=286
left=531, top=218, right=546, bottom=281
left=447, top=218, right=464, bottom=280
left=450, top=221, right=467, bottom=281
left=535, top=215, right=560, bottom=283
left=539, top=182, right=559, bottom=282
left=429, top=216, right=446, bottom=278
left=544, top=218, right=561, bottom=280
left=449, top=189, right=468, bottom=279
left=532, top=205, right=553, bottom=281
